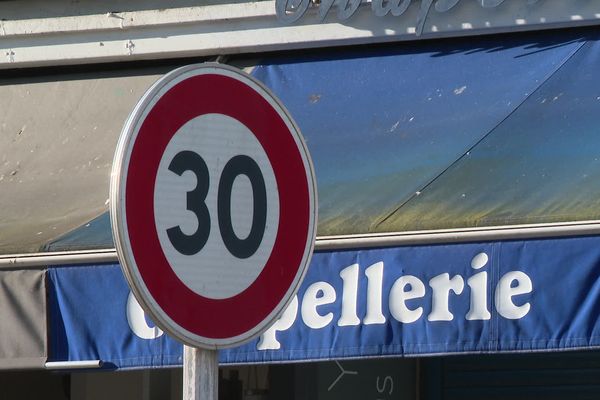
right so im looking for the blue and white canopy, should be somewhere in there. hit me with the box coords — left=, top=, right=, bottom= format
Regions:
left=40, top=27, right=600, bottom=368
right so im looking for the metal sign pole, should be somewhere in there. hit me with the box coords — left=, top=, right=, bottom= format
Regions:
left=183, top=346, right=218, bottom=400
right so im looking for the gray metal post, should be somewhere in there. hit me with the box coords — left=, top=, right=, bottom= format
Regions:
left=183, top=346, right=218, bottom=400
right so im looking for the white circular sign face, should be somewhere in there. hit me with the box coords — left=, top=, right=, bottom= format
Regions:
left=154, top=114, right=280, bottom=299
left=111, top=63, right=317, bottom=349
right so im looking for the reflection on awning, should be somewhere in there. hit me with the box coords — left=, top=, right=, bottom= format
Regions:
left=5, top=28, right=600, bottom=253
left=43, top=213, right=113, bottom=252
left=252, top=28, right=600, bottom=235
left=0, top=269, right=47, bottom=369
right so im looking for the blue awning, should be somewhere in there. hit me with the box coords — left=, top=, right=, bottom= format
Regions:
left=48, top=235, right=600, bottom=369
left=39, top=27, right=600, bottom=368
left=252, top=28, right=600, bottom=235
left=45, top=27, right=600, bottom=252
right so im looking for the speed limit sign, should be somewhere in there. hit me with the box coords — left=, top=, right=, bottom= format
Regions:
left=110, top=64, right=317, bottom=349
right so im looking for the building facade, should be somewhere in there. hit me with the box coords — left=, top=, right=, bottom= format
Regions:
left=2, top=1, right=600, bottom=399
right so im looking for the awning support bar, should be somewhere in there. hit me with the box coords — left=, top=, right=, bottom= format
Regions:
left=2, top=220, right=600, bottom=269
left=45, top=360, right=103, bottom=370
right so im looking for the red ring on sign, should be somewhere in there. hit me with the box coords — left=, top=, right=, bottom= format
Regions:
left=125, top=73, right=311, bottom=340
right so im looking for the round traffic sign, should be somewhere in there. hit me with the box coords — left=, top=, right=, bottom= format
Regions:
left=110, top=63, right=317, bottom=349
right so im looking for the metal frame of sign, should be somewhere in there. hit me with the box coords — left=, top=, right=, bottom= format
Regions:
left=110, top=63, right=318, bottom=349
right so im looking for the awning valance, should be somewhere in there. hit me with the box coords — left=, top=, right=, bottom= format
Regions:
left=46, top=235, right=600, bottom=368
